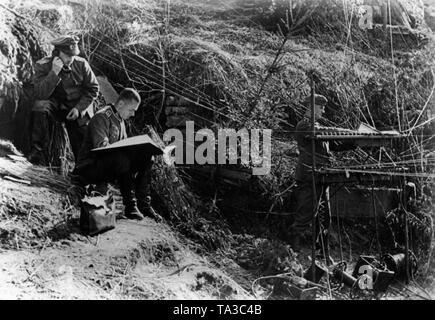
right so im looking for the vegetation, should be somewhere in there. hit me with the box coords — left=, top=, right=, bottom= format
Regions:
left=1, top=0, right=434, bottom=299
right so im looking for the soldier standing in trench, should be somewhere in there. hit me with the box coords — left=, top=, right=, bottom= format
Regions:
left=28, top=35, right=99, bottom=165
left=73, top=88, right=162, bottom=222
left=290, top=94, right=355, bottom=265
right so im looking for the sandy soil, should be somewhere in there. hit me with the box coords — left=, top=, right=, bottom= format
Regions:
left=0, top=217, right=253, bottom=300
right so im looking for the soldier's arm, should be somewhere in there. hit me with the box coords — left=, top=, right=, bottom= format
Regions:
left=89, top=114, right=110, bottom=148
left=75, top=60, right=100, bottom=112
left=33, top=60, right=61, bottom=100
left=298, top=120, right=353, bottom=138
left=315, top=124, right=356, bottom=151
left=296, top=120, right=313, bottom=140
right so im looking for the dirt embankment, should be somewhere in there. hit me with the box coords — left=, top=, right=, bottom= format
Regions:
left=0, top=155, right=253, bottom=299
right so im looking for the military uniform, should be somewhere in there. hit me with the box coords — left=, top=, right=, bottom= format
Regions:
left=74, top=104, right=156, bottom=220
left=293, top=118, right=356, bottom=233
left=76, top=104, right=128, bottom=166
left=290, top=94, right=356, bottom=261
left=30, top=36, right=99, bottom=163
left=292, top=118, right=332, bottom=255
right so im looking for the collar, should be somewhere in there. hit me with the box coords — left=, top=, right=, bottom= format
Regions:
left=109, top=104, right=123, bottom=122
left=64, top=55, right=75, bottom=66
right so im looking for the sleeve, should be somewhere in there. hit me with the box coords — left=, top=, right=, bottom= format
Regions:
left=33, top=61, right=61, bottom=100
left=89, top=114, right=110, bottom=148
left=314, top=124, right=357, bottom=151
left=296, top=121, right=312, bottom=140
left=75, top=60, right=100, bottom=112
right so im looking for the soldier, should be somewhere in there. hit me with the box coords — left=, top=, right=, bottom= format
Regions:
left=290, top=94, right=355, bottom=265
left=73, top=88, right=162, bottom=222
left=29, top=35, right=99, bottom=165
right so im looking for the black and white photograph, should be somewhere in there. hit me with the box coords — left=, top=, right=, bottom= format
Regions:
left=0, top=0, right=434, bottom=306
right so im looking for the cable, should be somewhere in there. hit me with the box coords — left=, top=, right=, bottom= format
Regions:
left=388, top=0, right=402, bottom=132
left=87, top=32, right=231, bottom=114
left=91, top=50, right=242, bottom=123
left=88, top=28, right=235, bottom=111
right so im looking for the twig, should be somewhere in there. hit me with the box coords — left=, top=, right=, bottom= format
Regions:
left=408, top=69, right=435, bottom=135
left=161, top=263, right=198, bottom=278
left=423, top=215, right=434, bottom=276
left=15, top=233, right=20, bottom=250
left=39, top=238, right=50, bottom=255
left=23, top=255, right=52, bottom=283
left=249, top=36, right=289, bottom=113
left=392, top=281, right=431, bottom=300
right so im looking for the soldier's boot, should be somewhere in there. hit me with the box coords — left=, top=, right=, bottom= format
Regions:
left=69, top=172, right=87, bottom=201
left=138, top=196, right=163, bottom=223
left=28, top=112, right=49, bottom=165
left=123, top=194, right=144, bottom=221
left=119, top=175, right=144, bottom=220
left=134, top=164, right=162, bottom=223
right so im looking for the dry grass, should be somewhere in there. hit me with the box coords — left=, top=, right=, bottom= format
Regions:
left=1, top=0, right=434, bottom=299
left=0, top=174, right=76, bottom=251
left=0, top=154, right=71, bottom=194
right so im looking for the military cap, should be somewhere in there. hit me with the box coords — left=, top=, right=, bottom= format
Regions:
left=50, top=35, right=79, bottom=47
left=303, top=94, right=328, bottom=107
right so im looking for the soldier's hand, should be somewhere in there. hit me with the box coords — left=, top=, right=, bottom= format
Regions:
left=101, top=137, right=109, bottom=147
left=52, top=57, right=64, bottom=75
left=66, top=108, right=80, bottom=121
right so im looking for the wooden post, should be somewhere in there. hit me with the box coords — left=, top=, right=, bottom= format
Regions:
left=382, top=2, right=388, bottom=31
left=403, top=178, right=410, bottom=284
left=372, top=183, right=382, bottom=258
left=310, top=77, right=318, bottom=280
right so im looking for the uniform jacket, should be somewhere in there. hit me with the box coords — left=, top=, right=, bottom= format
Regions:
left=294, top=118, right=356, bottom=182
left=33, top=56, right=99, bottom=116
left=294, top=119, right=332, bottom=182
left=76, top=104, right=127, bottom=168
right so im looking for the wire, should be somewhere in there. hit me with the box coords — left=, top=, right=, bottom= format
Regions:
left=321, top=168, right=435, bottom=178
left=407, top=69, right=435, bottom=135
left=388, top=0, right=402, bottom=132
left=5, top=0, right=431, bottom=182
left=87, top=20, right=386, bottom=170
left=80, top=23, right=239, bottom=116
left=91, top=50, right=242, bottom=123
left=87, top=31, right=232, bottom=114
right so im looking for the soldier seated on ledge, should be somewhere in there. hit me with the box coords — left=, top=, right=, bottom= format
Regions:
left=28, top=35, right=99, bottom=165
left=72, top=88, right=162, bottom=222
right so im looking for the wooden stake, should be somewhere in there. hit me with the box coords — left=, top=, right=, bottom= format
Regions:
left=310, top=77, right=318, bottom=281
left=382, top=2, right=388, bottom=31
left=403, top=178, right=410, bottom=284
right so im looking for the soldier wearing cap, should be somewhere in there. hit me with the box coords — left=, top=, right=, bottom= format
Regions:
left=289, top=94, right=355, bottom=264
left=28, top=35, right=99, bottom=165
left=73, top=88, right=162, bottom=222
